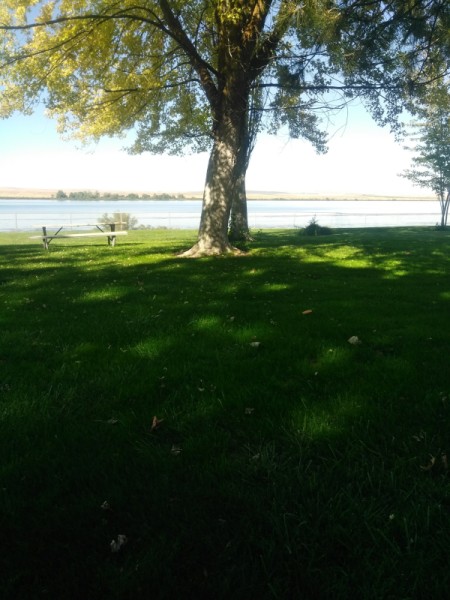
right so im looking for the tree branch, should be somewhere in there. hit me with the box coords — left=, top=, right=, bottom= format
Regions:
left=1, top=3, right=220, bottom=107
left=157, top=0, right=219, bottom=108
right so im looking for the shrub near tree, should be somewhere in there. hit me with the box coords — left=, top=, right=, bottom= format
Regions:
left=100, top=212, right=138, bottom=231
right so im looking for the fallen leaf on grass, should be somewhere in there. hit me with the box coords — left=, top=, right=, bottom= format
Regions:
left=110, top=534, right=127, bottom=553
left=420, top=453, right=448, bottom=472
left=420, top=455, right=436, bottom=471
left=348, top=336, right=362, bottom=345
left=151, top=416, right=164, bottom=431
left=302, top=309, right=313, bottom=315
left=249, top=341, right=261, bottom=348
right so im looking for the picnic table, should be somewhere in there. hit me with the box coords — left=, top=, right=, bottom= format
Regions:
left=30, top=223, right=128, bottom=250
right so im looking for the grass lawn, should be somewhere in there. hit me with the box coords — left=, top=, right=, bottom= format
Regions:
left=1, top=227, right=450, bottom=599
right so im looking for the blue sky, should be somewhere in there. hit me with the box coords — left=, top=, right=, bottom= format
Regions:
left=0, top=101, right=431, bottom=196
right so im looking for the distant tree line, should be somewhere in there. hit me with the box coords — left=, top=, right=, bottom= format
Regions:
left=55, top=190, right=188, bottom=200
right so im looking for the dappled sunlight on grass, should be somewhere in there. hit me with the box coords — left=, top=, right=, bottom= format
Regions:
left=241, top=267, right=268, bottom=279
left=189, top=314, right=223, bottom=330
left=288, top=392, right=365, bottom=440
left=81, top=287, right=129, bottom=302
left=2, top=227, right=450, bottom=598
left=132, top=336, right=176, bottom=360
left=315, top=344, right=353, bottom=370
left=260, top=281, right=292, bottom=292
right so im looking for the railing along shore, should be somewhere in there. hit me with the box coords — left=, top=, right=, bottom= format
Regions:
left=0, top=209, right=440, bottom=232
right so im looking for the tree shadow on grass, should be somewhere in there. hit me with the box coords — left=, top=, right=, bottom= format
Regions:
left=1, top=229, right=450, bottom=599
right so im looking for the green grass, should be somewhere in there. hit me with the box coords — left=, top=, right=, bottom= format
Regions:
left=1, top=227, right=450, bottom=599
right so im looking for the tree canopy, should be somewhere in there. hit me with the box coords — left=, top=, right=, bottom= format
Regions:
left=1, top=1, right=449, bottom=254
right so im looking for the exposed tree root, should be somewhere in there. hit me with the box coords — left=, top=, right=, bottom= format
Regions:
left=179, top=242, right=245, bottom=258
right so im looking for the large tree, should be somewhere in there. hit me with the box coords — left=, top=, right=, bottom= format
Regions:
left=1, top=1, right=449, bottom=255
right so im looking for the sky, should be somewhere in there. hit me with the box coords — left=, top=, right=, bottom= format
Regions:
left=0, top=101, right=432, bottom=197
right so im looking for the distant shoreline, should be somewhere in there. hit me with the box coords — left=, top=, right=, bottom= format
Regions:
left=0, top=197, right=436, bottom=202
left=0, top=188, right=435, bottom=202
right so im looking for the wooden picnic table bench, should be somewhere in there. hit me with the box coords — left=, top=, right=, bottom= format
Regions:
left=30, top=223, right=127, bottom=250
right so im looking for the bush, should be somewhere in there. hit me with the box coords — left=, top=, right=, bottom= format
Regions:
left=100, top=212, right=138, bottom=230
left=300, top=216, right=333, bottom=236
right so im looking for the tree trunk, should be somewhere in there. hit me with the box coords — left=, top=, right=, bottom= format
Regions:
left=181, top=140, right=236, bottom=256
left=181, top=33, right=255, bottom=256
left=182, top=112, right=246, bottom=257
left=228, top=127, right=255, bottom=242
left=439, top=190, right=449, bottom=227
left=442, top=190, right=450, bottom=227
left=230, top=185, right=254, bottom=242
left=229, top=107, right=256, bottom=242
left=229, top=171, right=251, bottom=241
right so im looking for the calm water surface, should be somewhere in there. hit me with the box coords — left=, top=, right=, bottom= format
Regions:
left=0, top=198, right=439, bottom=231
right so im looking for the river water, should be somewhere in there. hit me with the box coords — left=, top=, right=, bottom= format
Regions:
left=0, top=198, right=439, bottom=232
